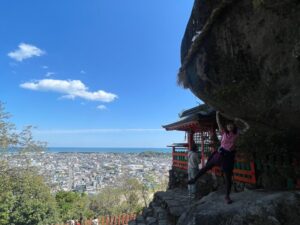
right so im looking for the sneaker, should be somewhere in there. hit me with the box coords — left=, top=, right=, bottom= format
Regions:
left=225, top=196, right=233, bottom=204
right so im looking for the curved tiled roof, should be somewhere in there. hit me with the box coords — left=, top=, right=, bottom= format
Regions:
left=162, top=104, right=216, bottom=131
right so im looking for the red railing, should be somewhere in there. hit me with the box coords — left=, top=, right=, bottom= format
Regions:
left=233, top=160, right=256, bottom=184
left=169, top=144, right=188, bottom=171
left=54, top=213, right=137, bottom=225
left=211, top=160, right=256, bottom=184
left=170, top=144, right=257, bottom=185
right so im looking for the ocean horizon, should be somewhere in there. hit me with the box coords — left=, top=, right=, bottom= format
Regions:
left=46, top=147, right=171, bottom=153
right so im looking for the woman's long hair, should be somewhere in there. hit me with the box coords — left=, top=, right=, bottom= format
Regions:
left=224, top=122, right=238, bottom=134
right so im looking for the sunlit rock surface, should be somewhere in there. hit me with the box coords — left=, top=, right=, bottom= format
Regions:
left=129, top=189, right=300, bottom=225
left=177, top=190, right=300, bottom=225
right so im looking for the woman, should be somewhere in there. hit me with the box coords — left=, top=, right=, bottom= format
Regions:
left=188, top=111, right=249, bottom=204
left=187, top=144, right=200, bottom=199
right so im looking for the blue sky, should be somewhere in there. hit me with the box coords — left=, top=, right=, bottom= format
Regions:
left=0, top=0, right=201, bottom=147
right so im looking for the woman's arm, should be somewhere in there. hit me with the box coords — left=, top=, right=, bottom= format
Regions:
left=216, top=111, right=224, bottom=131
left=234, top=117, right=250, bottom=134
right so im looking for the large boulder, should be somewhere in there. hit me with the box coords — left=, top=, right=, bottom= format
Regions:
left=177, top=190, right=300, bottom=225
left=178, top=0, right=300, bottom=131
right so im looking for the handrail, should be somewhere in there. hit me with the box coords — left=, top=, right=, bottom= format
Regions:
left=169, top=144, right=257, bottom=185
left=54, top=213, right=137, bottom=225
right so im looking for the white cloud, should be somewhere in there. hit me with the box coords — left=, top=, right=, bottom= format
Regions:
left=42, top=65, right=48, bottom=69
left=45, top=72, right=55, bottom=77
left=8, top=43, right=45, bottom=61
left=20, top=79, right=118, bottom=102
left=97, top=105, right=107, bottom=110
left=80, top=70, right=86, bottom=74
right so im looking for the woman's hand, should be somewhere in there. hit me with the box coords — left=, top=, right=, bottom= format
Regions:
left=216, top=111, right=223, bottom=131
left=234, top=117, right=250, bottom=133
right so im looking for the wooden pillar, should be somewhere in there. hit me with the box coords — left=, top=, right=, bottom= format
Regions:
left=117, top=215, right=121, bottom=225
left=112, top=216, right=114, bottom=225
left=172, top=146, right=175, bottom=167
left=188, top=131, right=194, bottom=150
left=121, top=214, right=125, bottom=225
left=200, top=131, right=205, bottom=168
left=210, top=127, right=215, bottom=152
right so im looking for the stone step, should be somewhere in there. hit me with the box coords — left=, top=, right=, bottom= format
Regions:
left=130, top=189, right=193, bottom=225
left=142, top=207, right=153, bottom=218
left=152, top=206, right=167, bottom=220
left=145, top=216, right=157, bottom=225
left=157, top=219, right=168, bottom=225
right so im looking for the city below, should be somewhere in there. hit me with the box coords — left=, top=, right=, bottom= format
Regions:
left=3, top=151, right=172, bottom=194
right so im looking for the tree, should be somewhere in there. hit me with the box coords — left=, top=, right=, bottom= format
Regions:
left=18, top=125, right=47, bottom=153
left=0, top=102, right=47, bottom=154
left=120, top=178, right=143, bottom=212
left=0, top=169, right=59, bottom=225
left=0, top=102, right=59, bottom=224
left=89, top=187, right=124, bottom=216
left=55, top=191, right=92, bottom=222
left=0, top=191, right=15, bottom=224
left=0, top=102, right=18, bottom=149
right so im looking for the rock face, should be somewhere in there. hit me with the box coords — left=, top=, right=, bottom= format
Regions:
left=129, top=188, right=300, bottom=225
left=177, top=190, right=300, bottom=225
left=179, top=0, right=300, bottom=131
left=128, top=188, right=192, bottom=225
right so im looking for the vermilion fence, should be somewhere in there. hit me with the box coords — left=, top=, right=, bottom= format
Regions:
left=171, top=146, right=257, bottom=184
left=172, top=146, right=300, bottom=188
left=54, top=213, right=137, bottom=225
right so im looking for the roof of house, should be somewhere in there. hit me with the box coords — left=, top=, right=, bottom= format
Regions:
left=162, top=104, right=216, bottom=131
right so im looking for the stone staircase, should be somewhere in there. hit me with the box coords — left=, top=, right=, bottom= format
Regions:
left=128, top=188, right=195, bottom=225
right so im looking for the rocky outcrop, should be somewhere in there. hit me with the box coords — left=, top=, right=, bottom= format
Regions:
left=129, top=189, right=300, bottom=225
left=178, top=0, right=300, bottom=131
left=168, top=169, right=219, bottom=195
left=128, top=188, right=192, bottom=225
left=177, top=190, right=300, bottom=225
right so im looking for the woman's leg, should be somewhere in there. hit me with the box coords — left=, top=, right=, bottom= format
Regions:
left=192, top=157, right=218, bottom=182
left=223, top=152, right=235, bottom=203
left=188, top=169, right=193, bottom=193
left=224, top=170, right=233, bottom=198
left=188, top=168, right=199, bottom=196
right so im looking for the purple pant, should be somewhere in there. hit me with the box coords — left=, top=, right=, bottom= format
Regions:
left=196, top=149, right=235, bottom=197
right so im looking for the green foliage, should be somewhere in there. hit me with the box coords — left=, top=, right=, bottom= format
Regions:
left=0, top=169, right=59, bottom=225
left=55, top=191, right=92, bottom=222
left=0, top=191, right=15, bottom=224
left=88, top=177, right=164, bottom=217
left=0, top=102, right=169, bottom=223
left=119, top=178, right=144, bottom=213
left=0, top=102, right=47, bottom=153
left=0, top=102, right=58, bottom=224
left=89, top=187, right=125, bottom=216
left=18, top=125, right=47, bottom=153
left=0, top=102, right=18, bottom=149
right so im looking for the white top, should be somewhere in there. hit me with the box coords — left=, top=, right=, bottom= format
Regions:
left=92, top=219, right=99, bottom=225
left=188, top=151, right=199, bottom=169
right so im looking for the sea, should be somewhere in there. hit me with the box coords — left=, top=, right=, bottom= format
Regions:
left=46, top=147, right=171, bottom=154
